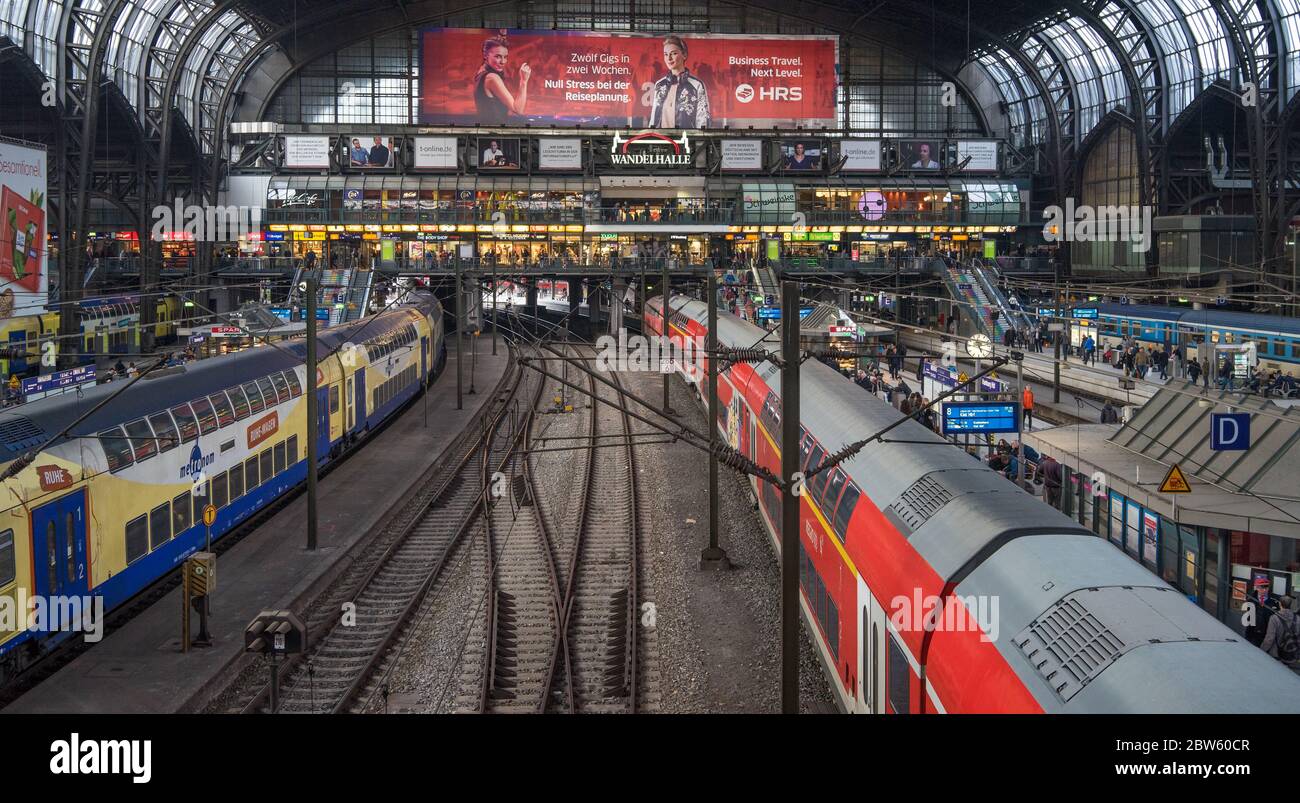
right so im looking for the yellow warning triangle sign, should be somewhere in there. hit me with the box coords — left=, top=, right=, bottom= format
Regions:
left=1159, top=463, right=1192, bottom=494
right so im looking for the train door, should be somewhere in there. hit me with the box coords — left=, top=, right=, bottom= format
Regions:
left=354, top=368, right=367, bottom=429
left=345, top=375, right=355, bottom=432
left=858, top=578, right=886, bottom=714
left=31, top=489, right=88, bottom=630
left=316, top=387, right=331, bottom=461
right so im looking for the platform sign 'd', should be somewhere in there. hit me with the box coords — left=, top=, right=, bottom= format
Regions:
left=1210, top=412, right=1250, bottom=451
left=1159, top=463, right=1192, bottom=494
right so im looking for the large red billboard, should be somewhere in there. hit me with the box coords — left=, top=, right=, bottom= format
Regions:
left=418, top=28, right=838, bottom=128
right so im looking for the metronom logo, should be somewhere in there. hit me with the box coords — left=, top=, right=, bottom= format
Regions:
left=594, top=328, right=706, bottom=380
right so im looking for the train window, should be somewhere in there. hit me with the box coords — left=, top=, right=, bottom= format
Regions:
left=1293, top=342, right=1300, bottom=360
left=887, top=634, right=910, bottom=715
left=190, top=397, right=217, bottom=435
left=98, top=427, right=135, bottom=472
left=125, top=515, right=148, bottom=565
left=227, top=386, right=250, bottom=420
left=149, top=503, right=171, bottom=551
left=242, top=382, right=266, bottom=414
left=256, top=377, right=278, bottom=409
left=45, top=523, right=55, bottom=591
left=123, top=418, right=157, bottom=462
left=148, top=412, right=179, bottom=453
left=244, top=456, right=259, bottom=491
left=270, top=373, right=290, bottom=404
left=804, top=444, right=825, bottom=479
left=171, top=404, right=198, bottom=443
left=212, top=472, right=229, bottom=509
left=1211, top=330, right=1221, bottom=344
left=260, top=450, right=273, bottom=483
left=229, top=463, right=245, bottom=500
left=809, top=456, right=833, bottom=502
left=274, top=442, right=286, bottom=475
left=824, top=470, right=847, bottom=520
left=284, top=371, right=303, bottom=397
left=209, top=394, right=235, bottom=428
left=798, top=432, right=812, bottom=470
left=0, top=529, right=12, bottom=588
left=287, top=435, right=298, bottom=464
left=173, top=492, right=191, bottom=533
left=834, top=484, right=859, bottom=540
left=1132, top=323, right=1142, bottom=338
left=329, top=384, right=340, bottom=414
left=1225, top=331, right=1236, bottom=344
left=191, top=480, right=209, bottom=525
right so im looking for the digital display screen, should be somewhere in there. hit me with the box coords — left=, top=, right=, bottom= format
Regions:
left=941, top=402, right=1020, bottom=435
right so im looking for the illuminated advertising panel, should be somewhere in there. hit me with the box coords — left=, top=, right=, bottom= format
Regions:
left=417, top=27, right=838, bottom=128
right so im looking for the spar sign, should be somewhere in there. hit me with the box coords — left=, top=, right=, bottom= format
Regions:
left=418, top=28, right=838, bottom=128
left=0, top=139, right=48, bottom=320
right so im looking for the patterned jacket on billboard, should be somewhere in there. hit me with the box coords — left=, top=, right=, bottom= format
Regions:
left=648, top=71, right=710, bottom=128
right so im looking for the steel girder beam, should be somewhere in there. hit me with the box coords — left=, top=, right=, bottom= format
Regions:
left=1209, top=0, right=1282, bottom=275
left=60, top=0, right=131, bottom=362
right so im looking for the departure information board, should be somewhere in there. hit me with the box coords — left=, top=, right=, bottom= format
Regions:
left=941, top=402, right=1020, bottom=435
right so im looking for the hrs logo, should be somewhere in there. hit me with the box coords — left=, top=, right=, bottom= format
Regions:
left=734, top=83, right=803, bottom=103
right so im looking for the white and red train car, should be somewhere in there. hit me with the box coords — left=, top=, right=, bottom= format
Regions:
left=646, top=295, right=1300, bottom=713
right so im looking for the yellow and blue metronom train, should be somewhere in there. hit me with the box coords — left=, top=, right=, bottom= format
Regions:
left=0, top=291, right=444, bottom=678
left=0, top=295, right=182, bottom=379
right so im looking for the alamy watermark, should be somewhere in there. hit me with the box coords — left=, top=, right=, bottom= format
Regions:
left=1042, top=198, right=1153, bottom=254
left=151, top=198, right=261, bottom=243
left=594, top=328, right=707, bottom=380
left=889, top=588, right=999, bottom=642
left=0, top=590, right=104, bottom=642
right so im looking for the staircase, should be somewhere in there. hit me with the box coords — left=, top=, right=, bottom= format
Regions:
left=343, top=269, right=373, bottom=322
left=940, top=261, right=1003, bottom=339
left=316, top=268, right=352, bottom=326
left=751, top=264, right=780, bottom=300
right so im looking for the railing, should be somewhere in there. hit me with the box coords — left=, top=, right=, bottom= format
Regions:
left=261, top=206, right=1023, bottom=227
left=990, top=255, right=1058, bottom=273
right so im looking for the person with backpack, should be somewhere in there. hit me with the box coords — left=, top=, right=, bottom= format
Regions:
left=1261, top=595, right=1299, bottom=662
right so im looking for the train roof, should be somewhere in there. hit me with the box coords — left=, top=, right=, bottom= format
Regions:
left=1088, top=302, right=1300, bottom=335
left=0, top=293, right=440, bottom=456
left=656, top=293, right=1300, bottom=711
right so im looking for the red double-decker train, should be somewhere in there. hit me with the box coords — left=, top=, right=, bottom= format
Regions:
left=646, top=294, right=1300, bottom=713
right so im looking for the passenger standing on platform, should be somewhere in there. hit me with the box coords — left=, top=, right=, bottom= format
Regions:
left=1260, top=596, right=1299, bottom=662
left=1218, top=357, right=1235, bottom=391
left=1035, top=455, right=1063, bottom=508
left=898, top=341, right=909, bottom=376
left=1021, top=385, right=1034, bottom=429
left=1187, top=357, right=1201, bottom=385
left=1135, top=347, right=1149, bottom=379
left=1083, top=334, right=1095, bottom=366
left=1101, top=401, right=1119, bottom=423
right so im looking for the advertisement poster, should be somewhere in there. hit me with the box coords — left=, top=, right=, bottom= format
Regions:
left=720, top=139, right=762, bottom=171
left=0, top=139, right=48, bottom=319
left=900, top=140, right=941, bottom=170
left=418, top=27, right=838, bottom=128
left=283, top=135, right=331, bottom=169
left=538, top=138, right=582, bottom=170
left=478, top=137, right=522, bottom=170
left=841, top=139, right=882, bottom=172
left=413, top=137, right=458, bottom=170
left=956, top=140, right=998, bottom=172
left=779, top=140, right=823, bottom=171
left=1141, top=510, right=1159, bottom=566
left=345, top=135, right=396, bottom=169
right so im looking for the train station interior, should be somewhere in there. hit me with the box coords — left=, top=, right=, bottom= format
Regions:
left=3, top=0, right=1300, bottom=746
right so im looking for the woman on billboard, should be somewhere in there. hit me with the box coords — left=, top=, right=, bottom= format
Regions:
left=648, top=36, right=710, bottom=129
left=473, top=35, right=531, bottom=125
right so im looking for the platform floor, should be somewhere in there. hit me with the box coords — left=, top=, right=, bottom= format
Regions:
left=5, top=341, right=508, bottom=714
left=901, top=331, right=1164, bottom=410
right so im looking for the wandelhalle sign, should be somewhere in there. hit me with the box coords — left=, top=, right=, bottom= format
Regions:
left=417, top=27, right=838, bottom=128
left=609, top=131, right=694, bottom=167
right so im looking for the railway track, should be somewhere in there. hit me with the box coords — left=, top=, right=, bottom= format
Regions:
left=452, top=341, right=643, bottom=713
left=237, top=350, right=543, bottom=713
